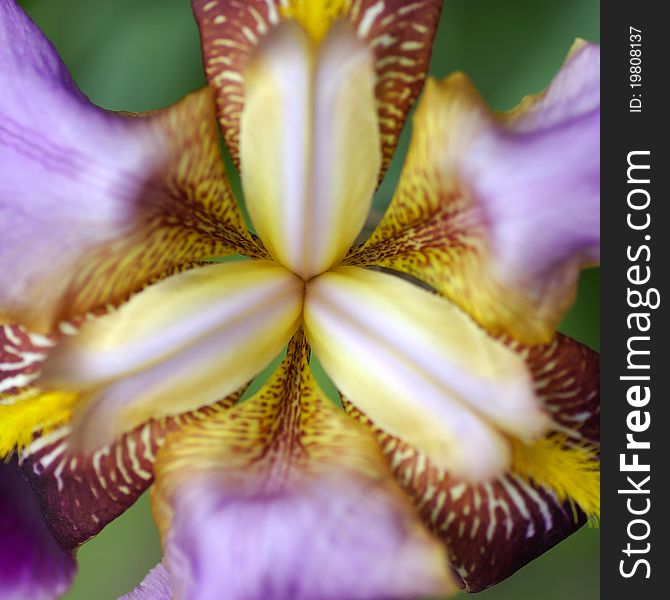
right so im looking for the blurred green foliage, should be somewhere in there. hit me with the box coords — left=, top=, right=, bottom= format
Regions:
left=16, top=0, right=599, bottom=598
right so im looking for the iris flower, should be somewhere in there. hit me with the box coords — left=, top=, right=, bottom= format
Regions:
left=0, top=0, right=600, bottom=598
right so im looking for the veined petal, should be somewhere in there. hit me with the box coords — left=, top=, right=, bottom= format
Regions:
left=0, top=458, right=75, bottom=600
left=347, top=42, right=600, bottom=343
left=505, top=333, right=599, bottom=446
left=192, top=0, right=286, bottom=167
left=151, top=333, right=455, bottom=600
left=38, top=261, right=303, bottom=450
left=304, top=267, right=547, bottom=480
left=241, top=21, right=380, bottom=279
left=193, top=0, right=441, bottom=174
left=0, top=320, right=103, bottom=454
left=349, top=0, right=443, bottom=176
left=344, top=332, right=600, bottom=591
left=0, top=0, right=262, bottom=333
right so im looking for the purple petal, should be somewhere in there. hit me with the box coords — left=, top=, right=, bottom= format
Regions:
left=0, top=0, right=259, bottom=333
left=506, top=41, right=600, bottom=133
left=152, top=334, right=455, bottom=600
left=0, top=458, right=75, bottom=600
left=119, top=563, right=172, bottom=600
left=467, top=44, right=600, bottom=292
left=470, top=109, right=599, bottom=283
left=168, top=471, right=450, bottom=600
left=348, top=42, right=600, bottom=343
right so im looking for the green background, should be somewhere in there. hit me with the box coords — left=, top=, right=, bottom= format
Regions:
left=16, top=0, right=600, bottom=598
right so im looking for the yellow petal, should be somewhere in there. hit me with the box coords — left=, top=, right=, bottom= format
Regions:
left=343, top=329, right=600, bottom=590
left=304, top=267, right=548, bottom=480
left=39, top=261, right=304, bottom=451
left=240, top=21, right=380, bottom=279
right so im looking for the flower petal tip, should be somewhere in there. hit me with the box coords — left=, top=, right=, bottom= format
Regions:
left=119, top=563, right=172, bottom=600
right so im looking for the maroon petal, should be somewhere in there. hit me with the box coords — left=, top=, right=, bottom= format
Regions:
left=0, top=392, right=241, bottom=597
left=506, top=333, right=599, bottom=446
left=368, top=429, right=589, bottom=592
left=18, top=397, right=242, bottom=553
left=350, top=0, right=442, bottom=176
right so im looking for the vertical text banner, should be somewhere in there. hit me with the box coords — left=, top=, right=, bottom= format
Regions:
left=601, top=2, right=669, bottom=596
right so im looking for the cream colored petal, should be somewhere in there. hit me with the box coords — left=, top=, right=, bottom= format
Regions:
left=39, top=261, right=304, bottom=451
left=304, top=267, right=548, bottom=481
left=240, top=21, right=380, bottom=279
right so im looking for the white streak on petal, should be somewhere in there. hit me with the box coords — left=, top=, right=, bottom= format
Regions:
left=39, top=261, right=304, bottom=450
left=305, top=267, right=548, bottom=480
left=241, top=21, right=380, bottom=279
